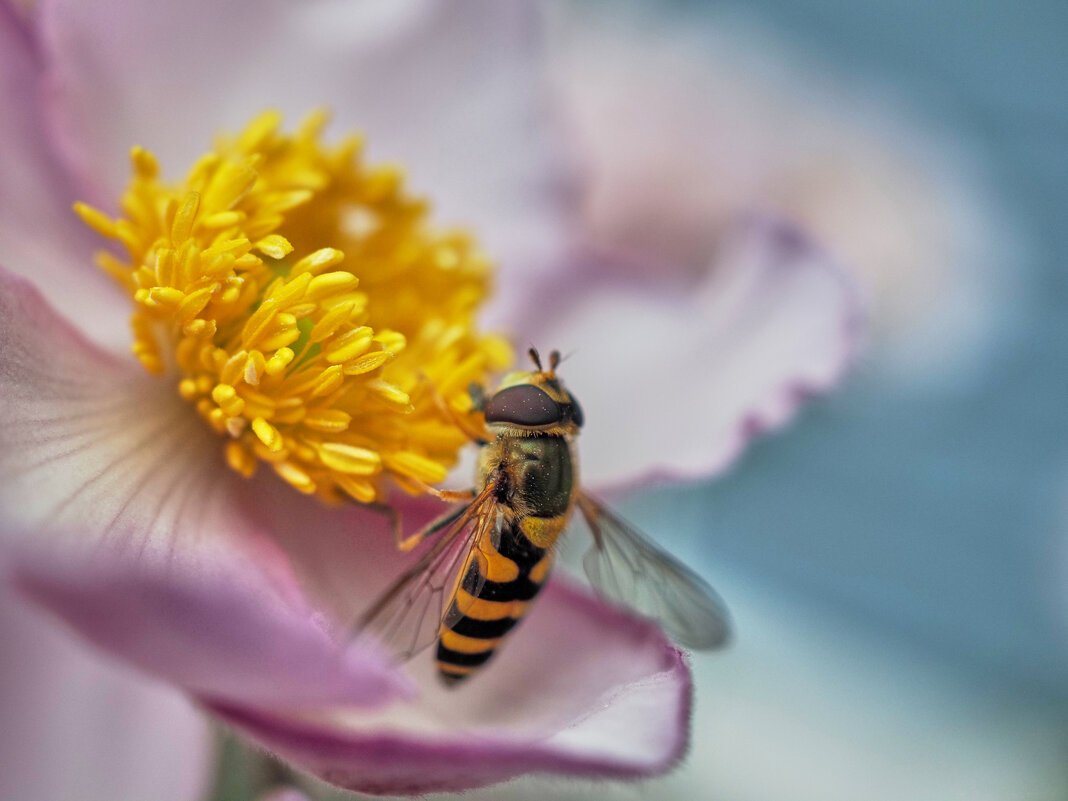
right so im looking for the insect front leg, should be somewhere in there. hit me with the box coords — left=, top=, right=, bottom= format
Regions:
left=467, top=381, right=487, bottom=413
left=417, top=373, right=490, bottom=446
left=397, top=475, right=479, bottom=504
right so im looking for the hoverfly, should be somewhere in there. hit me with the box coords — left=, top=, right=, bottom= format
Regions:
left=355, top=348, right=730, bottom=684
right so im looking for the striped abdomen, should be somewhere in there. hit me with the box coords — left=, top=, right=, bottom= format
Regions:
left=435, top=515, right=556, bottom=684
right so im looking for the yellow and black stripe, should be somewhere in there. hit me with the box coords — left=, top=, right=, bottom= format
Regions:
left=436, top=517, right=554, bottom=684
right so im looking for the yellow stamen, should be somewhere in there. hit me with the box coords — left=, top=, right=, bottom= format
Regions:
left=77, top=110, right=511, bottom=503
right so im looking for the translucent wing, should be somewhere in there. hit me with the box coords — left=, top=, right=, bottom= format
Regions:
left=577, top=493, right=731, bottom=650
left=353, top=483, right=498, bottom=663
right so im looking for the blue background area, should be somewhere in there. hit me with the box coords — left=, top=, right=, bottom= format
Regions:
left=634, top=0, right=1068, bottom=702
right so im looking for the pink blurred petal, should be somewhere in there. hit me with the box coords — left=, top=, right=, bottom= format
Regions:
left=230, top=475, right=443, bottom=627
left=38, top=0, right=572, bottom=271
left=550, top=8, right=992, bottom=377
left=514, top=216, right=863, bottom=490
left=0, top=3, right=128, bottom=351
left=0, top=586, right=212, bottom=801
left=209, top=580, right=691, bottom=795
left=0, top=266, right=411, bottom=709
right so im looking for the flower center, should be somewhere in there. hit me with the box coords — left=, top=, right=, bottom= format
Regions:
left=75, top=110, right=511, bottom=504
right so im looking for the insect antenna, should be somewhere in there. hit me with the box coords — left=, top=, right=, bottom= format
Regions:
left=528, top=346, right=543, bottom=371
left=548, top=350, right=561, bottom=375
left=555, top=349, right=577, bottom=366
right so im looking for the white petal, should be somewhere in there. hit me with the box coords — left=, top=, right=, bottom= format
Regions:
left=521, top=217, right=863, bottom=490
left=0, top=4, right=129, bottom=351
left=39, top=0, right=572, bottom=270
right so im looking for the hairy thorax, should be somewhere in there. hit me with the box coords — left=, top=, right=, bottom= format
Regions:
left=478, top=434, right=575, bottom=549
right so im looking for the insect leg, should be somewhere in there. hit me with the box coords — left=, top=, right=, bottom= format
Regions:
left=361, top=502, right=404, bottom=549
left=467, top=382, right=488, bottom=413
left=353, top=481, right=497, bottom=640
left=396, top=504, right=467, bottom=552
left=398, top=476, right=479, bottom=504
left=419, top=374, right=490, bottom=446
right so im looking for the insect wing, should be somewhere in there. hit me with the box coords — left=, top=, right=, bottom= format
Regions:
left=354, top=489, right=496, bottom=663
left=578, top=493, right=730, bottom=650
left=442, top=504, right=504, bottom=629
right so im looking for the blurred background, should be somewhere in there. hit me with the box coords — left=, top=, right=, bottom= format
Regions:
left=8, top=0, right=1067, bottom=799
left=522, top=0, right=1068, bottom=799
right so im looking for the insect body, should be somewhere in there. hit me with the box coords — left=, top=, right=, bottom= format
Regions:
left=434, top=366, right=580, bottom=682
left=356, top=349, right=729, bottom=684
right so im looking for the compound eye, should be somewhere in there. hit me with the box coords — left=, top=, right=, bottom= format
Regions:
left=568, top=396, right=584, bottom=428
left=484, top=385, right=563, bottom=426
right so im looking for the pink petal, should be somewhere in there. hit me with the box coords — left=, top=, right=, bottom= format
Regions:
left=0, top=586, right=212, bottom=801
left=512, top=216, right=863, bottom=490
left=0, top=3, right=129, bottom=351
left=38, top=0, right=572, bottom=271
left=208, top=580, right=691, bottom=795
left=189, top=477, right=691, bottom=791
left=0, top=265, right=411, bottom=710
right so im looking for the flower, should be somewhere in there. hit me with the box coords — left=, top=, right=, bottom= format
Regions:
left=72, top=109, right=511, bottom=503
left=0, top=0, right=860, bottom=795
